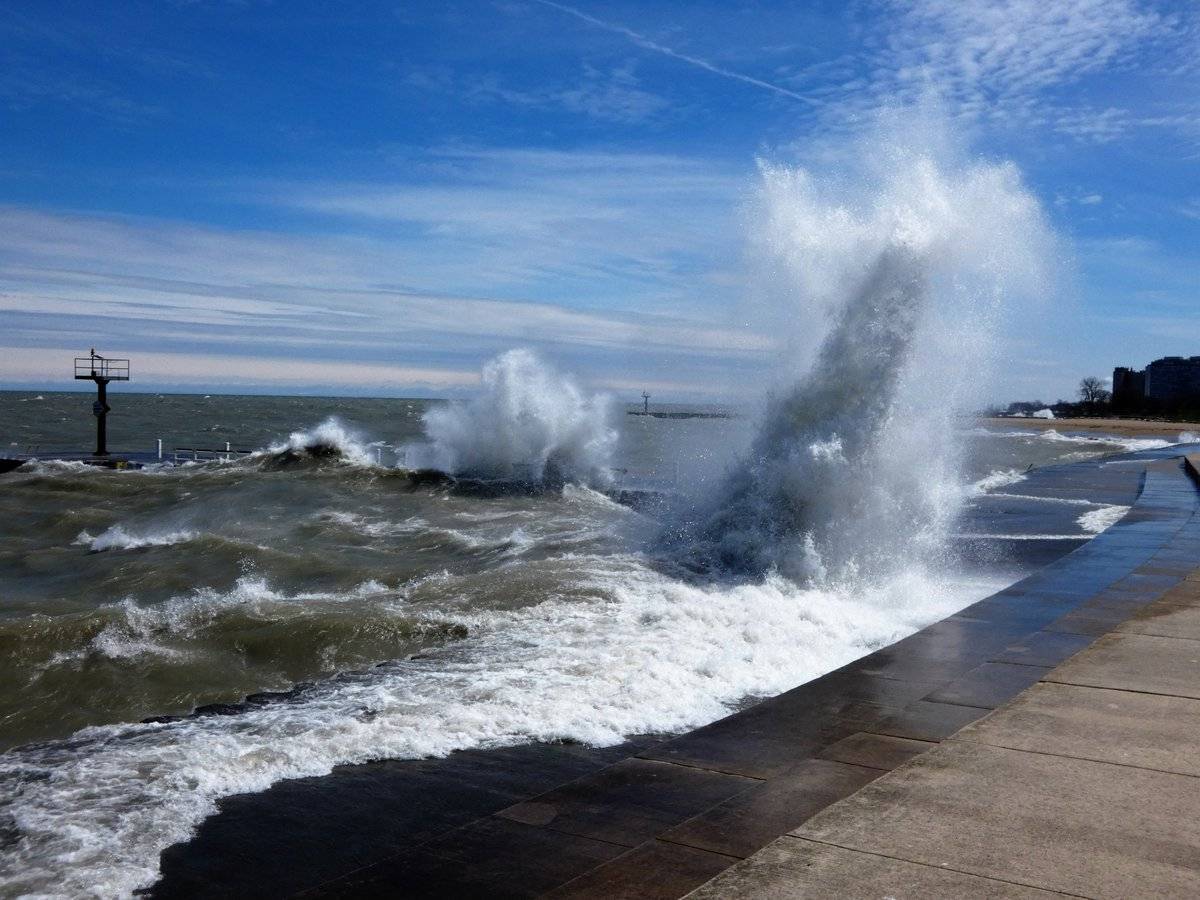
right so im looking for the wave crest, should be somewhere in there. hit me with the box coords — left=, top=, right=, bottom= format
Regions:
left=261, top=418, right=380, bottom=467
left=407, top=349, right=616, bottom=486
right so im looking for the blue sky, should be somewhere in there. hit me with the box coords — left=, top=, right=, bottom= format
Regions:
left=1, top=0, right=1197, bottom=401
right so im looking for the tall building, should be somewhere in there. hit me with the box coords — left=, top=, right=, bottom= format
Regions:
left=1113, top=356, right=1200, bottom=409
left=1145, top=356, right=1200, bottom=401
left=1112, top=366, right=1145, bottom=407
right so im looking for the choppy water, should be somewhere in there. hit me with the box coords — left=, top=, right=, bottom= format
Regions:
left=0, top=389, right=1181, bottom=894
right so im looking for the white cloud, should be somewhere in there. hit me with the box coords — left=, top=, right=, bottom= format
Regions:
left=279, top=146, right=744, bottom=300
left=1054, top=189, right=1104, bottom=207
left=463, top=61, right=671, bottom=125
left=0, top=148, right=775, bottom=396
left=888, top=0, right=1167, bottom=99
left=809, top=0, right=1194, bottom=144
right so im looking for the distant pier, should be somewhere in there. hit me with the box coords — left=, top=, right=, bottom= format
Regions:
left=627, top=410, right=732, bottom=419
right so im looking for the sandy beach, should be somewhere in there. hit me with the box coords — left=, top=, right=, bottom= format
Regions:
left=982, top=417, right=1200, bottom=439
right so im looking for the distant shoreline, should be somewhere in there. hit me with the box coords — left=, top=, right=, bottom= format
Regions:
left=981, top=416, right=1200, bottom=439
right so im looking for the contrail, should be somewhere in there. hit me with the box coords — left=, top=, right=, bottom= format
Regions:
left=530, top=0, right=819, bottom=106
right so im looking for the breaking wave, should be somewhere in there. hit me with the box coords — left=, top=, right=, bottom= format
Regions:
left=0, top=560, right=1003, bottom=897
left=971, top=468, right=1028, bottom=495
left=260, top=418, right=381, bottom=467
left=669, top=133, right=1053, bottom=582
left=74, top=526, right=198, bottom=553
left=406, top=349, right=616, bottom=486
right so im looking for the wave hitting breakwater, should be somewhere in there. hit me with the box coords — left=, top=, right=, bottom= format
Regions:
left=669, top=138, right=1053, bottom=584
left=406, top=349, right=617, bottom=487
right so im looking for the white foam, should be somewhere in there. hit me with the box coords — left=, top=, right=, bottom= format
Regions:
left=263, top=418, right=379, bottom=466
left=1036, top=429, right=1170, bottom=452
left=971, top=468, right=1027, bottom=495
left=1076, top=505, right=1129, bottom=534
left=408, top=349, right=616, bottom=486
left=953, top=533, right=1089, bottom=540
left=0, top=560, right=1002, bottom=898
left=74, top=526, right=198, bottom=552
left=984, top=492, right=1095, bottom=506
left=314, top=510, right=536, bottom=556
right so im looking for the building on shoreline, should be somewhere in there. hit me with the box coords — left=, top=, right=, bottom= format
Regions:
left=1113, top=356, right=1200, bottom=414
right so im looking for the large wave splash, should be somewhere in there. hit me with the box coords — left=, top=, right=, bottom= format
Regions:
left=407, top=349, right=616, bottom=486
left=673, top=138, right=1053, bottom=583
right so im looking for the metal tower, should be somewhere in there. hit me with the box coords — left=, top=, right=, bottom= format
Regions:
left=74, top=350, right=130, bottom=455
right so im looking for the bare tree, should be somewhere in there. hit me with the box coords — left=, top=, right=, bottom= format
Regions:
left=1079, top=376, right=1111, bottom=408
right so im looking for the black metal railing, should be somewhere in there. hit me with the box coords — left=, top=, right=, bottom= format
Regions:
left=74, top=357, right=130, bottom=380
left=172, top=446, right=255, bottom=464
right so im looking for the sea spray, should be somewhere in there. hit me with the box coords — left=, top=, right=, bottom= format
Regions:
left=408, top=349, right=616, bottom=486
left=671, top=136, right=1053, bottom=582
left=263, top=418, right=379, bottom=466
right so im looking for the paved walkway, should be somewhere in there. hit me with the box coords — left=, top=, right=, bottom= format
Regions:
left=690, top=559, right=1200, bottom=897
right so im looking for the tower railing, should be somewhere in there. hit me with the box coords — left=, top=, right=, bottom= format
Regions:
left=74, top=357, right=130, bottom=381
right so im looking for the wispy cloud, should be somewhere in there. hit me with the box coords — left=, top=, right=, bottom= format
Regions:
left=407, top=60, right=672, bottom=125
left=810, top=0, right=1195, bottom=144
left=280, top=146, right=744, bottom=303
left=0, top=154, right=774, bottom=397
left=888, top=0, right=1169, bottom=100
left=1055, top=189, right=1104, bottom=207
left=528, top=0, right=820, bottom=106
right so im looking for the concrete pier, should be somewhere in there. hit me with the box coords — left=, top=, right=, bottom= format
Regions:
left=150, top=447, right=1200, bottom=898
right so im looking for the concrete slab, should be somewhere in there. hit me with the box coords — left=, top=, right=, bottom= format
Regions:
left=639, top=671, right=938, bottom=779
left=816, top=732, right=933, bottom=771
left=922, top=661, right=1050, bottom=709
left=549, top=840, right=737, bottom=899
left=305, top=817, right=625, bottom=898
left=954, top=681, right=1200, bottom=776
left=988, top=630, right=1094, bottom=668
left=687, top=837, right=1064, bottom=899
left=496, top=758, right=757, bottom=848
left=156, top=739, right=656, bottom=898
left=792, top=741, right=1200, bottom=898
left=1045, top=631, right=1200, bottom=698
left=658, top=759, right=878, bottom=859
left=1118, top=592, right=1200, bottom=641
left=868, top=699, right=990, bottom=742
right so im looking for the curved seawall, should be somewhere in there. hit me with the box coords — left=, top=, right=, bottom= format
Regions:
left=695, top=451, right=1200, bottom=898
left=152, top=444, right=1200, bottom=898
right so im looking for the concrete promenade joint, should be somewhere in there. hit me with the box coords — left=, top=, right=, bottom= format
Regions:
left=689, top=483, right=1200, bottom=897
